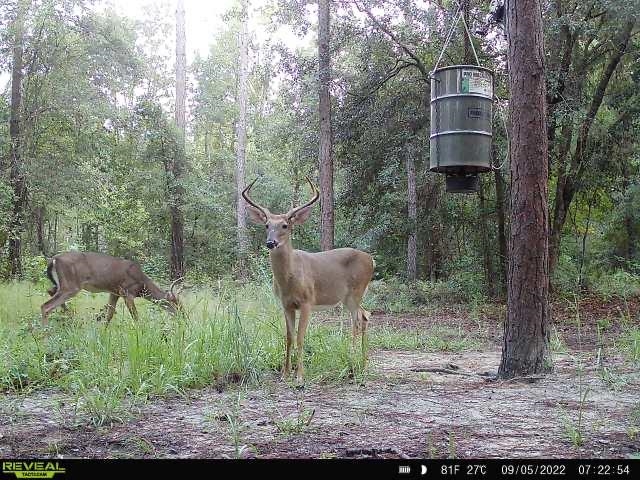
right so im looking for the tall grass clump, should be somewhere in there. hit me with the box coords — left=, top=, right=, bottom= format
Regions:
left=0, top=281, right=363, bottom=425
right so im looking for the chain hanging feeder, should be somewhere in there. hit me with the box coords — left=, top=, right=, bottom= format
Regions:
left=430, top=2, right=496, bottom=193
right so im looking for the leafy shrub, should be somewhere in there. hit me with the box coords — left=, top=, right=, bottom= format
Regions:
left=592, top=270, right=640, bottom=300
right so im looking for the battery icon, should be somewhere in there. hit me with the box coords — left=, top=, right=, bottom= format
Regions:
left=399, top=466, right=411, bottom=474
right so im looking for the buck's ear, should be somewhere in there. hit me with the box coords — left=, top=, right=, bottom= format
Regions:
left=288, top=205, right=314, bottom=225
left=246, top=205, right=268, bottom=224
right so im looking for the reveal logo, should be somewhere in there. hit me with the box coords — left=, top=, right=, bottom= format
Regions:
left=2, top=462, right=66, bottom=479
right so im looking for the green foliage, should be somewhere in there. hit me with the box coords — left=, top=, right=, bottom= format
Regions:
left=593, top=271, right=640, bottom=300
left=0, top=282, right=365, bottom=425
left=365, top=274, right=487, bottom=313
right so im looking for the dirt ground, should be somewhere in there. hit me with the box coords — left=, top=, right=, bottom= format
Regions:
left=1, top=302, right=639, bottom=459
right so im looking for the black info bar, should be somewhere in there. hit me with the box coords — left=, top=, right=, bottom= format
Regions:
left=0, top=459, right=637, bottom=479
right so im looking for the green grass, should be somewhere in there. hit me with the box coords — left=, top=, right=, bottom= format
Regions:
left=0, top=281, right=362, bottom=426
left=616, top=328, right=640, bottom=364
left=369, top=324, right=482, bottom=352
left=0, top=279, right=487, bottom=427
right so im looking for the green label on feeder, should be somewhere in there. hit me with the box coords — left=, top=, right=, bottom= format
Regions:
left=461, top=70, right=492, bottom=97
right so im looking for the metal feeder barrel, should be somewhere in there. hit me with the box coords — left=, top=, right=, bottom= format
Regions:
left=430, top=65, right=494, bottom=176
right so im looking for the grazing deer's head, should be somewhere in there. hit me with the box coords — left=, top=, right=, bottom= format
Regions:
left=242, top=177, right=320, bottom=250
left=163, top=278, right=184, bottom=313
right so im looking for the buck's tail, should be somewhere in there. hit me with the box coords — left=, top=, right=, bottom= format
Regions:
left=45, top=258, right=59, bottom=291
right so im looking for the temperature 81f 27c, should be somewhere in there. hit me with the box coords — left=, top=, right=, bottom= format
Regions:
left=441, top=465, right=488, bottom=475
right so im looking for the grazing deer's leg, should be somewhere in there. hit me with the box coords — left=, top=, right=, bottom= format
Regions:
left=41, top=288, right=79, bottom=326
left=283, top=307, right=296, bottom=378
left=124, top=296, right=139, bottom=321
left=348, top=307, right=360, bottom=350
left=47, top=287, right=68, bottom=312
left=359, top=307, right=371, bottom=363
left=296, top=303, right=311, bottom=382
left=102, top=294, right=119, bottom=323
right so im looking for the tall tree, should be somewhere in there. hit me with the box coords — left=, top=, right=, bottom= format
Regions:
left=235, top=0, right=250, bottom=279
left=171, top=0, right=186, bottom=280
left=318, top=0, right=334, bottom=251
left=7, top=0, right=30, bottom=277
left=498, top=0, right=551, bottom=378
left=406, top=140, right=417, bottom=281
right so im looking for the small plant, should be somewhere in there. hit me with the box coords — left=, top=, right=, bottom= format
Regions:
left=225, top=391, right=254, bottom=458
left=598, top=367, right=627, bottom=391
left=560, top=296, right=590, bottom=448
left=447, top=432, right=457, bottom=459
left=560, top=385, right=590, bottom=448
left=616, top=328, right=640, bottom=364
left=273, top=393, right=315, bottom=435
left=424, top=432, right=437, bottom=458
left=550, top=326, right=567, bottom=354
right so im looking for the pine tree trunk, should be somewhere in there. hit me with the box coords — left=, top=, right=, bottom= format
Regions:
left=7, top=0, right=30, bottom=278
left=406, top=142, right=417, bottom=281
left=318, top=0, right=334, bottom=251
left=235, top=0, right=250, bottom=280
left=498, top=0, right=551, bottom=379
left=171, top=0, right=187, bottom=280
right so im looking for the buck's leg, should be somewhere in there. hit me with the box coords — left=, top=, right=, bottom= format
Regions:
left=41, top=289, right=79, bottom=326
left=124, top=296, right=139, bottom=321
left=283, top=307, right=296, bottom=379
left=295, top=303, right=311, bottom=383
left=102, top=294, right=119, bottom=323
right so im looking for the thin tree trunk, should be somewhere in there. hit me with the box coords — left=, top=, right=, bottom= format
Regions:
left=478, top=177, right=495, bottom=297
left=318, top=0, right=334, bottom=251
left=7, top=0, right=30, bottom=278
left=406, top=141, right=417, bottom=281
left=622, top=163, right=636, bottom=263
left=498, top=0, right=551, bottom=379
left=35, top=206, right=46, bottom=256
left=494, top=168, right=507, bottom=295
left=235, top=0, right=250, bottom=280
left=171, top=0, right=187, bottom=280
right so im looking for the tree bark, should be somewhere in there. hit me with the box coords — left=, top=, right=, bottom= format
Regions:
left=235, top=0, right=250, bottom=280
left=171, top=0, right=187, bottom=280
left=498, top=0, right=551, bottom=379
left=318, top=0, right=334, bottom=251
left=406, top=141, right=417, bottom=281
left=7, top=0, right=30, bottom=278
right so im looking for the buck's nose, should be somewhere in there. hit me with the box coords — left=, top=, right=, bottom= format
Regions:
left=266, top=240, right=278, bottom=250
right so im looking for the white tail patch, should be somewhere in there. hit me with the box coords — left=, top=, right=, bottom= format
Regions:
left=51, top=258, right=60, bottom=288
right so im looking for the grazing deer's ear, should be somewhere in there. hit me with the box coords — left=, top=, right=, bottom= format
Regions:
left=288, top=205, right=313, bottom=225
left=246, top=205, right=268, bottom=224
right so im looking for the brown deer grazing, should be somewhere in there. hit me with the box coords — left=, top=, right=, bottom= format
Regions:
left=243, top=177, right=375, bottom=382
left=41, top=251, right=182, bottom=325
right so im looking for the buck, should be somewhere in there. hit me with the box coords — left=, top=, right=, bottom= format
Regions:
left=41, top=251, right=182, bottom=325
left=243, top=177, right=375, bottom=382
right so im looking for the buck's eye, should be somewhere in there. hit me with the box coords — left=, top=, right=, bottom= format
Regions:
left=265, top=224, right=269, bottom=229
left=282, top=224, right=288, bottom=229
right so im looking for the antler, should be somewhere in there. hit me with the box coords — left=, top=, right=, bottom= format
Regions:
left=288, top=176, right=320, bottom=218
left=169, top=277, right=184, bottom=296
left=242, top=177, right=269, bottom=220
